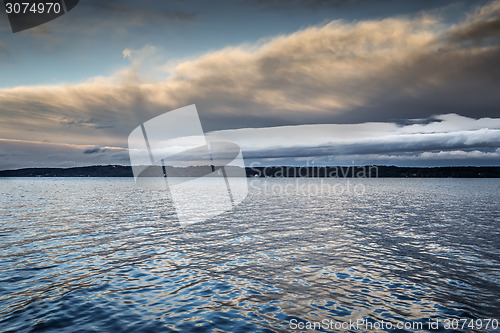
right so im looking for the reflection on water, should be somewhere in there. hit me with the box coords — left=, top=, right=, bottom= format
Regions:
left=0, top=178, right=499, bottom=332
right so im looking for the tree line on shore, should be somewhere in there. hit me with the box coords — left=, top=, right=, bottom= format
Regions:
left=1, top=165, right=499, bottom=178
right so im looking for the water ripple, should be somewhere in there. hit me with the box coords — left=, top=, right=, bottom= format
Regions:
left=0, top=178, right=499, bottom=332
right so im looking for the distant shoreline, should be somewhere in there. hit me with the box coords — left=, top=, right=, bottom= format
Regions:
left=1, top=165, right=499, bottom=178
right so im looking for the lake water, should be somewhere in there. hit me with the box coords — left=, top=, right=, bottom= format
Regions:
left=1, top=178, right=499, bottom=332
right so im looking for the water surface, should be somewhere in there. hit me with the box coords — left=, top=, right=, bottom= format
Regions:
left=1, top=178, right=499, bottom=332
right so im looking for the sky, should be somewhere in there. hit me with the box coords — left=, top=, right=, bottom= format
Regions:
left=1, top=0, right=499, bottom=169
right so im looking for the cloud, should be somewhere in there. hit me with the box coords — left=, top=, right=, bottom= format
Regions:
left=206, top=114, right=500, bottom=160
left=1, top=1, right=500, bottom=169
left=1, top=113, right=499, bottom=169
left=336, top=148, right=500, bottom=167
left=61, top=118, right=114, bottom=129
left=83, top=146, right=101, bottom=154
left=158, top=14, right=450, bottom=129
left=418, top=149, right=500, bottom=159
left=1, top=7, right=494, bottom=134
left=0, top=139, right=128, bottom=170
left=447, top=0, right=500, bottom=43
left=122, top=48, right=132, bottom=59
